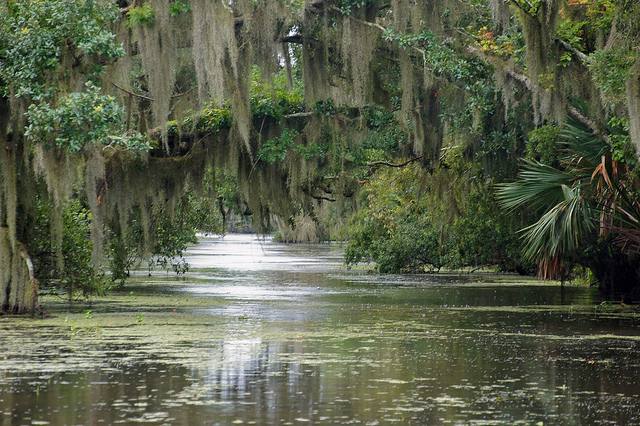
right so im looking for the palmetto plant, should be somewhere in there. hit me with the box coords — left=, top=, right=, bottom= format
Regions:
left=497, top=121, right=640, bottom=280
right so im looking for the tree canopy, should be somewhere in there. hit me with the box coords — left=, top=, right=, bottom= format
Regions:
left=2, top=0, right=640, bottom=313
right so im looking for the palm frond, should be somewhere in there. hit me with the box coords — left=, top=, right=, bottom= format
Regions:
left=496, top=160, right=574, bottom=212
left=559, top=119, right=607, bottom=166
left=520, top=185, right=596, bottom=263
left=498, top=118, right=639, bottom=280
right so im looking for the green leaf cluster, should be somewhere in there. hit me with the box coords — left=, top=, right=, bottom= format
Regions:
left=258, top=128, right=300, bottom=163
left=169, top=0, right=191, bottom=16
left=382, top=29, right=472, bottom=81
left=0, top=0, right=123, bottom=99
left=250, top=69, right=305, bottom=120
left=127, top=4, right=156, bottom=27
left=26, top=83, right=150, bottom=153
left=588, top=48, right=637, bottom=104
left=526, top=125, right=561, bottom=164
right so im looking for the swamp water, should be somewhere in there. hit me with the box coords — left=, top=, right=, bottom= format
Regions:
left=1, top=234, right=640, bottom=425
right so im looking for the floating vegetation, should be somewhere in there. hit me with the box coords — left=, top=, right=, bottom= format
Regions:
left=1, top=237, right=640, bottom=424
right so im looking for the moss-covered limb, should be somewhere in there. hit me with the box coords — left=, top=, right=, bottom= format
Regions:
left=147, top=100, right=367, bottom=158
left=464, top=44, right=612, bottom=145
left=365, top=155, right=424, bottom=169
left=333, top=0, right=605, bottom=141
left=556, top=38, right=588, bottom=64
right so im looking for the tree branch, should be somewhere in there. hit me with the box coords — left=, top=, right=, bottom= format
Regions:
left=466, top=46, right=610, bottom=143
left=309, top=194, right=337, bottom=202
left=111, top=82, right=154, bottom=101
left=281, top=34, right=304, bottom=44
left=556, top=38, right=588, bottom=64
left=283, top=111, right=315, bottom=119
left=505, top=0, right=532, bottom=16
left=111, top=82, right=195, bottom=102
left=367, top=155, right=424, bottom=168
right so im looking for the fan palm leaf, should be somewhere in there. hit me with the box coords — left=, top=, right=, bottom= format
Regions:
left=520, top=184, right=596, bottom=262
left=495, top=160, right=576, bottom=213
left=496, top=120, right=606, bottom=276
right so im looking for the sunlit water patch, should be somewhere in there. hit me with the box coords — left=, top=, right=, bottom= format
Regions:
left=1, top=234, right=640, bottom=425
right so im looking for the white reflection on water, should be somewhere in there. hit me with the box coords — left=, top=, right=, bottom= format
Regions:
left=185, top=233, right=343, bottom=272
left=2, top=234, right=640, bottom=425
left=178, top=234, right=344, bottom=302
left=183, top=284, right=326, bottom=300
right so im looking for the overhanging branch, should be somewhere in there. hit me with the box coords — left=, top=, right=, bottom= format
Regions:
left=367, top=155, right=424, bottom=168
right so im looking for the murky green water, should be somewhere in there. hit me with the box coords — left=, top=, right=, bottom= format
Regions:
left=1, top=235, right=640, bottom=425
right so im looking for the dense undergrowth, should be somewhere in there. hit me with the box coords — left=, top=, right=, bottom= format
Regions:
left=345, top=164, right=531, bottom=274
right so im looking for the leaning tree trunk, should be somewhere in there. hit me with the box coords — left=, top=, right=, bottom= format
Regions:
left=0, top=97, right=39, bottom=315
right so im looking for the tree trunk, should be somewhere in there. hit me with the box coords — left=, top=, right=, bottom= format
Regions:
left=0, top=97, right=39, bottom=315
left=0, top=228, right=38, bottom=314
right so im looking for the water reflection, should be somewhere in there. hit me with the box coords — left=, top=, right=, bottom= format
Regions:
left=1, top=234, right=639, bottom=425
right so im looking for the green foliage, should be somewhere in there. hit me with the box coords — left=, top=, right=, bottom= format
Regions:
left=383, top=29, right=472, bottom=81
left=362, top=106, right=406, bottom=151
left=313, top=99, right=338, bottom=116
left=250, top=69, right=305, bottom=120
left=607, top=117, right=637, bottom=167
left=184, top=169, right=241, bottom=236
left=293, top=141, right=328, bottom=161
left=25, top=83, right=150, bottom=153
left=59, top=201, right=111, bottom=296
left=172, top=70, right=304, bottom=137
left=258, top=128, right=300, bottom=163
left=585, top=0, right=617, bottom=30
left=0, top=0, right=123, bottom=99
left=345, top=106, right=408, bottom=174
left=147, top=203, right=198, bottom=273
left=207, top=168, right=240, bottom=215
left=511, top=0, right=542, bottom=15
left=32, top=198, right=110, bottom=297
left=337, top=0, right=377, bottom=15
left=476, top=26, right=526, bottom=67
left=346, top=164, right=527, bottom=273
left=526, top=125, right=560, bottom=164
left=588, top=48, right=637, bottom=104
left=108, top=192, right=226, bottom=282
left=108, top=169, right=238, bottom=282
left=448, top=190, right=530, bottom=272
left=496, top=121, right=640, bottom=283
left=345, top=165, right=439, bottom=272
left=194, top=105, right=233, bottom=133
left=168, top=104, right=232, bottom=136
left=169, top=0, right=191, bottom=16
left=107, top=229, right=136, bottom=285
left=127, top=4, right=155, bottom=27
left=556, top=18, right=586, bottom=51
left=348, top=212, right=446, bottom=273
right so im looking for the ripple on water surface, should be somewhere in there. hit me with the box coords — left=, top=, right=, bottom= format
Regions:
left=1, top=234, right=640, bottom=425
